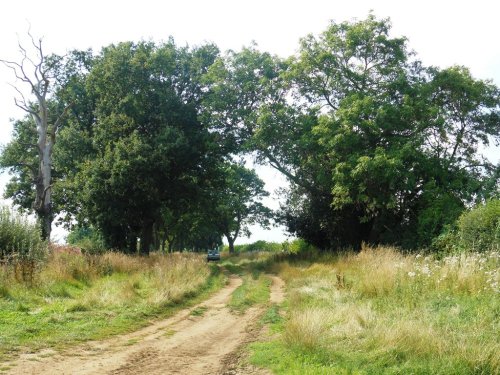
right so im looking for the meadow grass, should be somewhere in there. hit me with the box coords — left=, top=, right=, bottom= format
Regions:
left=0, top=251, right=226, bottom=361
left=250, top=246, right=500, bottom=374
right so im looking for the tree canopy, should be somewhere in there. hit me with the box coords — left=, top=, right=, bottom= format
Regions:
left=1, top=15, right=498, bottom=253
left=205, top=15, right=500, bottom=249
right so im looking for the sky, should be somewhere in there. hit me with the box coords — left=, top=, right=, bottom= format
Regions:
left=0, top=0, right=499, bottom=244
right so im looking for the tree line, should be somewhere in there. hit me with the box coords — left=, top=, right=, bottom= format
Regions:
left=1, top=15, right=499, bottom=254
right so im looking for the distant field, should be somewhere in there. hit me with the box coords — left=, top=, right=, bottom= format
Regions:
left=251, top=247, right=500, bottom=374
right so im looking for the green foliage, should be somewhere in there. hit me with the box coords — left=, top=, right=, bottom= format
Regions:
left=207, top=14, right=499, bottom=250
left=282, top=239, right=317, bottom=255
left=432, top=199, right=500, bottom=254
left=223, top=240, right=282, bottom=253
left=69, top=40, right=222, bottom=253
left=1, top=39, right=226, bottom=255
left=212, top=163, right=272, bottom=252
left=223, top=239, right=319, bottom=257
left=0, top=206, right=47, bottom=262
left=457, top=200, right=500, bottom=252
left=2, top=15, right=498, bottom=254
left=66, top=226, right=106, bottom=254
left=0, top=118, right=38, bottom=212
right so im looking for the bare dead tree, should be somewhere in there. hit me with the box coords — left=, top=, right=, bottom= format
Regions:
left=1, top=31, right=71, bottom=241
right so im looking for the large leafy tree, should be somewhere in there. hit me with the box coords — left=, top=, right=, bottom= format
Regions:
left=74, top=40, right=221, bottom=254
left=206, top=15, right=500, bottom=250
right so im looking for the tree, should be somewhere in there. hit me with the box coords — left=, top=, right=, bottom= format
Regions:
left=213, top=163, right=271, bottom=253
left=73, top=40, right=221, bottom=254
left=284, top=17, right=499, bottom=249
left=205, top=15, right=500, bottom=250
left=1, top=34, right=72, bottom=240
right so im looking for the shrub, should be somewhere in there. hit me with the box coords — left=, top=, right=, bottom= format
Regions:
left=223, top=240, right=283, bottom=253
left=67, top=225, right=106, bottom=254
left=0, top=206, right=47, bottom=283
left=282, top=238, right=318, bottom=254
left=457, top=199, right=500, bottom=252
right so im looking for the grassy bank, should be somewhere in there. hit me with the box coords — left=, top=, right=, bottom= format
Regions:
left=251, top=246, right=500, bottom=374
left=0, top=251, right=226, bottom=361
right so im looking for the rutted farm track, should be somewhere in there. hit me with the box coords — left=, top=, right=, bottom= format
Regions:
left=6, top=275, right=284, bottom=375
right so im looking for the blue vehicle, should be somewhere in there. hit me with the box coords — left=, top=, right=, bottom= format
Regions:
left=207, top=248, right=220, bottom=261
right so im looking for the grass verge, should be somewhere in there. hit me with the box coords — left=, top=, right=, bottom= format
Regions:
left=0, top=252, right=226, bottom=362
left=250, top=246, right=500, bottom=374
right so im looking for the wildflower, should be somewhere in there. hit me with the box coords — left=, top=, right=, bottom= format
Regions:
left=408, top=271, right=416, bottom=277
left=421, top=265, right=431, bottom=276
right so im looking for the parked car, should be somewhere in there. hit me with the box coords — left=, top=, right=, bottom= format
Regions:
left=207, top=248, right=220, bottom=261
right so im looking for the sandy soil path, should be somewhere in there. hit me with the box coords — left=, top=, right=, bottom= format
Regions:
left=6, top=274, right=285, bottom=375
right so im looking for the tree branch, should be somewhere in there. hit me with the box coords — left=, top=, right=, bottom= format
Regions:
left=10, top=162, right=38, bottom=177
left=53, top=102, right=73, bottom=135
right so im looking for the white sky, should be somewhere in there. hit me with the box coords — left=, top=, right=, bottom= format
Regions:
left=0, top=0, right=499, bottom=244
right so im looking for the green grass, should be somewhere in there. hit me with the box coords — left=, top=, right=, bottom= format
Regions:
left=190, top=306, right=208, bottom=316
left=0, top=253, right=226, bottom=361
left=250, top=247, right=500, bottom=374
left=222, top=251, right=274, bottom=313
left=260, top=304, right=283, bottom=325
left=228, top=274, right=271, bottom=313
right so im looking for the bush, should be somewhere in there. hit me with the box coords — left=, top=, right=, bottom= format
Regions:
left=67, top=225, right=107, bottom=254
left=415, top=191, right=464, bottom=248
left=223, top=240, right=283, bottom=253
left=457, top=199, right=500, bottom=252
left=0, top=206, right=47, bottom=283
left=282, top=238, right=318, bottom=254
left=430, top=227, right=459, bottom=254
left=432, top=199, right=500, bottom=254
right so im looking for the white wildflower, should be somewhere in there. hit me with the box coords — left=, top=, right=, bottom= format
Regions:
left=421, top=265, right=431, bottom=276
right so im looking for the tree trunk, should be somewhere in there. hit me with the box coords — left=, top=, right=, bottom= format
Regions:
left=227, top=236, right=235, bottom=254
left=34, top=121, right=54, bottom=241
left=1, top=36, right=71, bottom=243
left=127, top=236, right=137, bottom=254
left=152, top=222, right=160, bottom=251
left=140, top=222, right=154, bottom=256
left=38, top=212, right=52, bottom=242
left=161, top=232, right=167, bottom=253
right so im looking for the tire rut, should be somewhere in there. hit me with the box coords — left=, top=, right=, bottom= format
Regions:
left=6, top=274, right=286, bottom=375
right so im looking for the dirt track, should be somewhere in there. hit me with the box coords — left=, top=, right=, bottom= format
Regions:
left=6, top=274, right=284, bottom=375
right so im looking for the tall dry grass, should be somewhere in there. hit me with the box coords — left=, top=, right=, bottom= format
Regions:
left=273, top=246, right=500, bottom=373
left=1, top=250, right=213, bottom=310
left=0, top=250, right=221, bottom=360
